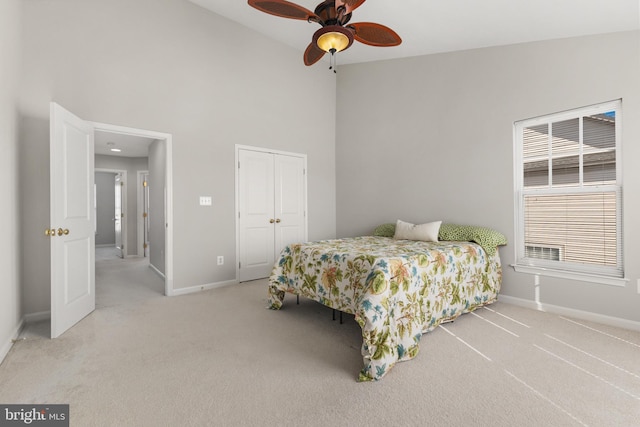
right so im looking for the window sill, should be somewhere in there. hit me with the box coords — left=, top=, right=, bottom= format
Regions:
left=511, top=264, right=629, bottom=287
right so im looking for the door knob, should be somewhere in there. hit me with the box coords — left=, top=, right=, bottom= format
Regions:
left=275, top=219, right=281, bottom=223
left=57, top=228, right=69, bottom=236
left=45, top=228, right=56, bottom=237
left=269, top=219, right=275, bottom=224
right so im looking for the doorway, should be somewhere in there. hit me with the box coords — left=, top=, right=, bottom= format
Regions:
left=49, top=103, right=174, bottom=338
left=92, top=122, right=174, bottom=297
left=137, top=171, right=150, bottom=258
left=93, top=128, right=168, bottom=310
left=95, top=169, right=127, bottom=259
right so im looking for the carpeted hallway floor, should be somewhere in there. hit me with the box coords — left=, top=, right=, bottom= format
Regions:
left=1, top=251, right=639, bottom=426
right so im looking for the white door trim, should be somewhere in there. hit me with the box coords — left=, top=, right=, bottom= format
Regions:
left=90, top=121, right=174, bottom=297
left=235, top=144, right=308, bottom=282
left=95, top=168, right=127, bottom=256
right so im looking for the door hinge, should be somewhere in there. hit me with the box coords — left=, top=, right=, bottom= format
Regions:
left=121, top=181, right=124, bottom=187
left=121, top=213, right=124, bottom=218
left=239, top=262, right=241, bottom=269
left=238, top=162, right=240, bottom=169
left=143, top=212, right=148, bottom=218
left=143, top=243, right=148, bottom=249
left=143, top=180, right=148, bottom=187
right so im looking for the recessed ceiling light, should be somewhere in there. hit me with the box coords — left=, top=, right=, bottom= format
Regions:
left=110, top=148, right=122, bottom=152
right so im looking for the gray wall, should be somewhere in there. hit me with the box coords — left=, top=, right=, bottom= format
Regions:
left=336, top=31, right=640, bottom=323
left=0, top=0, right=22, bottom=360
left=95, top=155, right=149, bottom=254
left=95, top=172, right=117, bottom=245
left=18, top=0, right=337, bottom=315
left=148, top=140, right=166, bottom=274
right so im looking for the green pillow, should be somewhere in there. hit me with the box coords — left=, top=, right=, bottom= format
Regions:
left=373, top=223, right=396, bottom=237
left=438, top=224, right=507, bottom=256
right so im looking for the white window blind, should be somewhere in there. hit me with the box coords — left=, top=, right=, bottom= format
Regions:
left=514, top=100, right=623, bottom=279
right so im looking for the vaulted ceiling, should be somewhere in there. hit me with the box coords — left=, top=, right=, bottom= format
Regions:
left=189, top=0, right=639, bottom=65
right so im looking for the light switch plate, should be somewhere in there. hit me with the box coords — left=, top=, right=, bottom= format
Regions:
left=199, top=196, right=212, bottom=206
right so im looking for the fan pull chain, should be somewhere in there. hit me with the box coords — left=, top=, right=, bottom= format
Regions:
left=328, top=48, right=337, bottom=74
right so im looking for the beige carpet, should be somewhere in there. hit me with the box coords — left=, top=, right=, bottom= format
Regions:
left=1, top=254, right=639, bottom=426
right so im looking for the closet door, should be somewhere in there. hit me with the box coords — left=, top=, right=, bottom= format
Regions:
left=238, top=148, right=307, bottom=282
left=239, top=150, right=275, bottom=282
left=274, top=154, right=306, bottom=257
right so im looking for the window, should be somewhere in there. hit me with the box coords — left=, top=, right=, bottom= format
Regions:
left=514, top=100, right=623, bottom=282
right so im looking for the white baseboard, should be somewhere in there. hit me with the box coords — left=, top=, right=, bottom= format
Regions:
left=24, top=311, right=51, bottom=323
left=149, top=263, right=165, bottom=279
left=169, top=279, right=238, bottom=297
left=498, top=294, right=640, bottom=332
left=0, top=318, right=25, bottom=366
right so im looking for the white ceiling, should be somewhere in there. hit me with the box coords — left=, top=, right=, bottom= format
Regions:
left=189, top=0, right=639, bottom=65
left=94, top=130, right=155, bottom=158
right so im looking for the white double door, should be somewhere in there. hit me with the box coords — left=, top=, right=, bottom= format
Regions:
left=238, top=148, right=307, bottom=282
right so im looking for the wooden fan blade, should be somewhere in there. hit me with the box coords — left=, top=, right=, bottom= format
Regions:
left=303, top=42, right=326, bottom=66
left=335, top=0, right=366, bottom=14
left=248, top=0, right=319, bottom=21
left=347, top=22, right=402, bottom=47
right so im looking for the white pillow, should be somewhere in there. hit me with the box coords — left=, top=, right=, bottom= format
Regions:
left=393, top=219, right=442, bottom=242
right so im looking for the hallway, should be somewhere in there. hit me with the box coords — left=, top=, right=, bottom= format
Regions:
left=95, top=246, right=165, bottom=309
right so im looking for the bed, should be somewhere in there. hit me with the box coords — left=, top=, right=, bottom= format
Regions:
left=268, top=223, right=506, bottom=381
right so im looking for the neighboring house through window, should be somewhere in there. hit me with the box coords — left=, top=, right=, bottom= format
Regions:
left=513, top=100, right=624, bottom=285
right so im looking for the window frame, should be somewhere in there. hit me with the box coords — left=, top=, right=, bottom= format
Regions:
left=513, top=100, right=627, bottom=286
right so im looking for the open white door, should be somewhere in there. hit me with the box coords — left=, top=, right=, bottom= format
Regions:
left=114, top=173, right=124, bottom=258
left=50, top=102, right=95, bottom=338
left=143, top=174, right=150, bottom=257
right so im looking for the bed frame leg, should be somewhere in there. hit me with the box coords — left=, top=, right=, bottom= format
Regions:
left=332, top=309, right=336, bottom=321
left=296, top=295, right=299, bottom=305
left=340, top=311, right=343, bottom=324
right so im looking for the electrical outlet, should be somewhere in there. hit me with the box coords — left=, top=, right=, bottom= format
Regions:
left=199, top=196, right=212, bottom=206
left=217, top=256, right=224, bottom=266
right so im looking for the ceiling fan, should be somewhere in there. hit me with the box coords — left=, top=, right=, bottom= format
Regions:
left=247, top=0, right=402, bottom=67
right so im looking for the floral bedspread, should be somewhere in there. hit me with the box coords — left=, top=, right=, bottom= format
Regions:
left=268, top=236, right=502, bottom=381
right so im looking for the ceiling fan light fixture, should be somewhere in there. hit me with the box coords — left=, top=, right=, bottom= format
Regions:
left=313, top=25, right=353, bottom=53
left=317, top=31, right=349, bottom=52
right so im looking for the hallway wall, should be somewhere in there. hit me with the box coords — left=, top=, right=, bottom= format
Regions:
left=0, top=0, right=22, bottom=363
left=148, top=140, right=166, bottom=275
